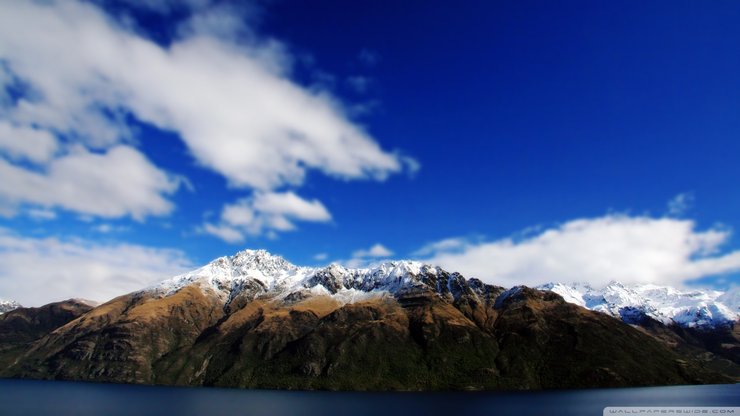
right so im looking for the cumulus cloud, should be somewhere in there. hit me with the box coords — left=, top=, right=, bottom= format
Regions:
left=353, top=243, right=394, bottom=258
left=0, top=1, right=412, bottom=202
left=203, top=191, right=332, bottom=243
left=0, top=146, right=180, bottom=220
left=418, top=215, right=740, bottom=288
left=0, top=228, right=193, bottom=306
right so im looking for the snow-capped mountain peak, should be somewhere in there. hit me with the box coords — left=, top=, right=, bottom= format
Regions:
left=149, top=248, right=738, bottom=330
left=150, top=250, right=448, bottom=306
left=0, top=298, right=21, bottom=314
left=230, top=249, right=298, bottom=275
left=538, top=281, right=738, bottom=329
left=154, top=249, right=308, bottom=296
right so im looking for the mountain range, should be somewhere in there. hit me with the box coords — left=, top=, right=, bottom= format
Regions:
left=0, top=249, right=737, bottom=390
left=538, top=281, right=738, bottom=328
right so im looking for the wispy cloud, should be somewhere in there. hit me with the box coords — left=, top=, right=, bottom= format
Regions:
left=413, top=237, right=472, bottom=257
left=357, top=48, right=380, bottom=66
left=92, top=223, right=130, bottom=234
left=346, top=75, right=372, bottom=93
left=0, top=0, right=415, bottom=223
left=332, top=243, right=396, bottom=268
left=667, top=192, right=695, bottom=217
left=26, top=208, right=57, bottom=221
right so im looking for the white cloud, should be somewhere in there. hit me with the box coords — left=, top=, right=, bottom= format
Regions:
left=353, top=243, right=394, bottom=258
left=27, top=208, right=57, bottom=221
left=418, top=215, right=740, bottom=289
left=667, top=192, right=694, bottom=217
left=202, top=223, right=245, bottom=244
left=314, top=252, right=329, bottom=261
left=0, top=121, right=58, bottom=163
left=0, top=0, right=413, bottom=196
left=175, top=1, right=263, bottom=42
left=413, top=237, right=471, bottom=257
left=112, top=0, right=212, bottom=14
left=0, top=228, right=193, bottom=306
left=204, top=191, right=332, bottom=243
left=0, top=146, right=180, bottom=220
left=332, top=243, right=395, bottom=269
left=252, top=192, right=332, bottom=222
left=92, top=223, right=130, bottom=233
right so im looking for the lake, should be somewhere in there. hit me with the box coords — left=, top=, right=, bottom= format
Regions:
left=0, top=379, right=737, bottom=416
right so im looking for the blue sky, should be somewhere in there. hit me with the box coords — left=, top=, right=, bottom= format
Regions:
left=0, top=0, right=739, bottom=305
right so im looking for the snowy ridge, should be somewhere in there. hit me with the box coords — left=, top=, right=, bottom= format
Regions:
left=150, top=249, right=443, bottom=307
left=538, top=281, right=739, bottom=328
left=0, top=298, right=21, bottom=314
left=149, top=249, right=738, bottom=329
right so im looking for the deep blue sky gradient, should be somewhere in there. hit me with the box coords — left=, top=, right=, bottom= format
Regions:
left=254, top=0, right=740, bottom=264
left=7, top=0, right=740, bottom=270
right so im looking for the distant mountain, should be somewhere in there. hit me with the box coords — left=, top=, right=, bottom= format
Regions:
left=538, top=282, right=738, bottom=328
left=536, top=281, right=740, bottom=379
left=0, top=249, right=736, bottom=390
left=0, top=299, right=21, bottom=315
left=0, top=299, right=94, bottom=369
left=151, top=250, right=739, bottom=329
left=719, top=287, right=740, bottom=313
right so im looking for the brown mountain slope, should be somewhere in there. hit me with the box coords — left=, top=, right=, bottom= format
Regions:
left=0, top=281, right=730, bottom=390
left=7, top=287, right=225, bottom=383
left=634, top=318, right=740, bottom=380
left=0, top=299, right=94, bottom=368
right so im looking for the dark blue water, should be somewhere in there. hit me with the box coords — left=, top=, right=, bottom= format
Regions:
left=0, top=379, right=737, bottom=416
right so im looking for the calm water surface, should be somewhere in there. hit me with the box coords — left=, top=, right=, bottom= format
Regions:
left=0, top=379, right=737, bottom=416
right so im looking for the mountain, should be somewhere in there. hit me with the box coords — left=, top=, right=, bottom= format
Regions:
left=0, top=249, right=735, bottom=390
left=537, top=282, right=740, bottom=379
left=537, top=282, right=738, bottom=328
left=719, top=286, right=740, bottom=313
left=150, top=250, right=470, bottom=310
left=0, top=299, right=21, bottom=314
left=0, top=299, right=95, bottom=369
